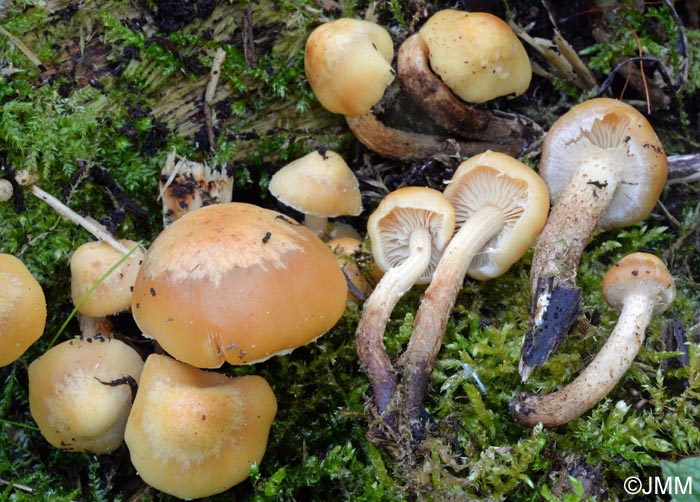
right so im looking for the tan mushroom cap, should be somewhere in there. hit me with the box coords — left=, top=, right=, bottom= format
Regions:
left=269, top=149, right=362, bottom=218
left=28, top=337, right=144, bottom=454
left=540, top=98, right=667, bottom=230
left=368, top=186, right=455, bottom=285
left=124, top=354, right=277, bottom=499
left=419, top=10, right=532, bottom=104
left=603, top=252, right=676, bottom=316
left=0, top=254, right=47, bottom=367
left=443, top=151, right=549, bottom=280
left=304, top=18, right=394, bottom=116
left=131, top=202, right=348, bottom=368
left=70, top=239, right=145, bottom=317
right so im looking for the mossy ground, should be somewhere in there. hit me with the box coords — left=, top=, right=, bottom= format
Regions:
left=1, top=1, right=699, bottom=501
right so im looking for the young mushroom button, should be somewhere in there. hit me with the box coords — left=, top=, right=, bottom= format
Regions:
left=512, top=252, right=676, bottom=428
left=0, top=254, right=47, bottom=367
left=399, top=151, right=549, bottom=423
left=356, top=187, right=455, bottom=415
left=124, top=354, right=277, bottom=499
left=520, top=98, right=668, bottom=382
left=131, top=202, right=347, bottom=368
left=269, top=149, right=362, bottom=238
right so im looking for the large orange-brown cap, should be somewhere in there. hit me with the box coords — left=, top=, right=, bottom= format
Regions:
left=124, top=353, right=277, bottom=499
left=269, top=149, right=362, bottom=218
left=70, top=240, right=144, bottom=317
left=443, top=151, right=549, bottom=280
left=131, top=202, right=348, bottom=368
left=304, top=18, right=394, bottom=116
left=419, top=10, right=532, bottom=103
left=540, top=98, right=667, bottom=230
left=368, top=186, right=455, bottom=285
left=28, top=337, right=144, bottom=454
left=602, top=252, right=675, bottom=316
left=0, top=254, right=47, bottom=367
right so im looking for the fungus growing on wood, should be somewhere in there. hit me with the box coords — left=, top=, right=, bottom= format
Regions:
left=399, top=151, right=549, bottom=424
left=356, top=187, right=455, bottom=415
left=512, top=252, right=675, bottom=427
left=28, top=337, right=144, bottom=453
left=269, top=149, right=362, bottom=238
left=124, top=353, right=277, bottom=499
left=520, top=98, right=668, bottom=382
left=0, top=253, right=47, bottom=367
left=396, top=10, right=542, bottom=153
left=304, top=17, right=505, bottom=160
left=131, top=202, right=347, bottom=368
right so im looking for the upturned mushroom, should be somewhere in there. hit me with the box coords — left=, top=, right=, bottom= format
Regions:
left=28, top=336, right=144, bottom=453
left=304, top=17, right=505, bottom=160
left=520, top=98, right=668, bottom=382
left=356, top=187, right=455, bottom=415
left=269, top=149, right=362, bottom=238
left=396, top=10, right=542, bottom=153
left=0, top=254, right=47, bottom=367
left=131, top=202, right=347, bottom=368
left=512, top=252, right=676, bottom=427
left=399, top=151, right=549, bottom=424
left=124, top=353, right=277, bottom=499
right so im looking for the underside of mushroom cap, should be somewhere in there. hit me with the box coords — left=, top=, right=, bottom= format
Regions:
left=368, top=186, right=456, bottom=284
left=540, top=98, right=667, bottom=230
left=443, top=151, right=549, bottom=280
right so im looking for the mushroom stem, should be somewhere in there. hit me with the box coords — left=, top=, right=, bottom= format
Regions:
left=512, top=293, right=653, bottom=427
left=529, top=156, right=621, bottom=299
left=356, top=227, right=433, bottom=415
left=345, top=112, right=519, bottom=160
left=399, top=205, right=505, bottom=423
left=303, top=214, right=330, bottom=238
left=397, top=34, right=543, bottom=150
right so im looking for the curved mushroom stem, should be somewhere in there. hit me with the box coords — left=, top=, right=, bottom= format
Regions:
left=397, top=34, right=543, bottom=151
left=520, top=156, right=621, bottom=381
left=345, top=112, right=519, bottom=160
left=356, top=227, right=433, bottom=417
left=512, top=293, right=653, bottom=427
left=398, top=205, right=505, bottom=426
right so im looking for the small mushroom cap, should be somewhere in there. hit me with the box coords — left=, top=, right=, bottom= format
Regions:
left=540, top=98, right=667, bottom=230
left=28, top=337, right=144, bottom=454
left=124, top=353, right=277, bottom=499
left=0, top=254, right=47, bottom=367
left=328, top=236, right=372, bottom=304
left=419, top=10, right=532, bottom=104
left=131, top=203, right=348, bottom=368
left=602, top=252, right=676, bottom=316
left=368, top=186, right=455, bottom=285
left=269, top=150, right=362, bottom=218
left=304, top=18, right=395, bottom=116
left=70, top=240, right=145, bottom=317
left=443, top=151, right=549, bottom=280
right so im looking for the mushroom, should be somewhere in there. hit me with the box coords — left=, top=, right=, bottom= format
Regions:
left=398, top=151, right=549, bottom=423
left=520, top=98, right=668, bottom=382
left=269, top=149, right=362, bottom=238
left=304, top=17, right=507, bottom=160
left=28, top=336, right=144, bottom=453
left=396, top=10, right=542, bottom=152
left=0, top=253, right=47, bottom=367
left=356, top=186, right=455, bottom=415
left=124, top=353, right=277, bottom=499
left=131, top=202, right=348, bottom=368
left=327, top=236, right=373, bottom=305
left=512, top=252, right=676, bottom=427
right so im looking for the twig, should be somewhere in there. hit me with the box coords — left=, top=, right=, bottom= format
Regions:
left=0, top=26, right=43, bottom=67
left=203, top=48, right=226, bottom=154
